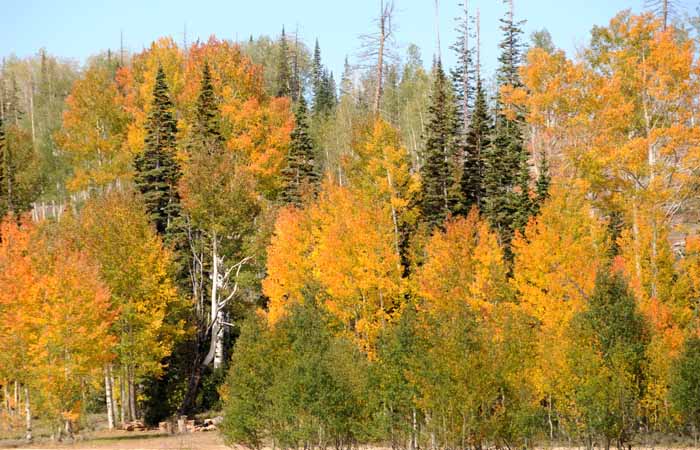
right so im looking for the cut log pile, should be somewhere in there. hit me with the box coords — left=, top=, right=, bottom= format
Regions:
left=150, top=416, right=222, bottom=434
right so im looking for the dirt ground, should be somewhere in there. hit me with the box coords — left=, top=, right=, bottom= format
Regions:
left=0, top=430, right=229, bottom=450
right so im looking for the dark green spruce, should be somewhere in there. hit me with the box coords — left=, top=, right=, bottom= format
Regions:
left=458, top=77, right=491, bottom=214
left=482, top=3, right=532, bottom=259
left=281, top=95, right=319, bottom=205
left=134, top=65, right=182, bottom=236
left=192, top=61, right=224, bottom=154
left=276, top=27, right=291, bottom=98
left=420, top=59, right=459, bottom=230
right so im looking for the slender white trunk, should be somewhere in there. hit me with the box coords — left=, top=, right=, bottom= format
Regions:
left=128, top=370, right=136, bottom=421
left=109, top=367, right=118, bottom=426
left=120, top=372, right=128, bottom=423
left=24, top=386, right=32, bottom=441
left=104, top=366, right=115, bottom=430
left=203, top=231, right=224, bottom=368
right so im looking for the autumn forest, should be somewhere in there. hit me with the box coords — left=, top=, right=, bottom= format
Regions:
left=3, top=0, right=700, bottom=449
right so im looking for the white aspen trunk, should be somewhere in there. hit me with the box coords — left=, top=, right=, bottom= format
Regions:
left=109, top=366, right=119, bottom=426
left=128, top=370, right=136, bottom=421
left=120, top=372, right=128, bottom=423
left=104, top=366, right=115, bottom=430
left=24, top=386, right=31, bottom=441
left=203, top=231, right=224, bottom=369
left=14, top=381, right=18, bottom=416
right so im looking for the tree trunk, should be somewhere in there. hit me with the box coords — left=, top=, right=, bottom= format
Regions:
left=104, top=366, right=115, bottom=430
left=14, top=381, right=18, bottom=416
left=110, top=367, right=119, bottom=426
left=120, top=372, right=129, bottom=423
left=128, top=369, right=136, bottom=421
left=203, top=231, right=224, bottom=369
left=373, top=0, right=386, bottom=114
left=24, top=386, right=32, bottom=441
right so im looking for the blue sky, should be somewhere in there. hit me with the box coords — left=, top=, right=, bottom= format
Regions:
left=0, top=1, right=657, bottom=78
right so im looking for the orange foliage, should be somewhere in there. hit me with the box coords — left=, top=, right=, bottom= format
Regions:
left=416, top=209, right=506, bottom=319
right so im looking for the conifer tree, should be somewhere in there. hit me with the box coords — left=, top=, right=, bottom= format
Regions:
left=458, top=77, right=490, bottom=213
left=134, top=65, right=182, bottom=235
left=192, top=62, right=224, bottom=154
left=420, top=60, right=459, bottom=230
left=312, top=39, right=322, bottom=97
left=276, top=27, right=291, bottom=98
left=281, top=95, right=319, bottom=205
left=482, top=0, right=532, bottom=258
left=340, top=57, right=353, bottom=98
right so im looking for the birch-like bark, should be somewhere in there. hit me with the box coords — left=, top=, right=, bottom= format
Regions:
left=104, top=366, right=115, bottom=430
left=24, top=386, right=31, bottom=441
left=109, top=367, right=119, bottom=426
left=128, top=369, right=136, bottom=421
left=120, top=372, right=128, bottom=423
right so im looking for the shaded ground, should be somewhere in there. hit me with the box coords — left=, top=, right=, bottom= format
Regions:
left=0, top=430, right=228, bottom=450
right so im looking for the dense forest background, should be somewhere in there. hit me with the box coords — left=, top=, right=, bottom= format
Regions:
left=5, top=1, right=700, bottom=449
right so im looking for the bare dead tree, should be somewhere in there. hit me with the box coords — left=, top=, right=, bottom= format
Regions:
left=645, top=0, right=680, bottom=30
left=360, top=0, right=396, bottom=115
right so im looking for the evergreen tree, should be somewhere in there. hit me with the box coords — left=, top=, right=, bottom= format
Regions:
left=340, top=57, right=353, bottom=98
left=276, top=27, right=291, bottom=98
left=458, top=77, right=490, bottom=213
left=192, top=61, right=224, bottom=154
left=134, top=65, right=182, bottom=235
left=281, top=95, right=319, bottom=205
left=312, top=39, right=322, bottom=97
left=482, top=1, right=532, bottom=259
left=420, top=60, right=459, bottom=230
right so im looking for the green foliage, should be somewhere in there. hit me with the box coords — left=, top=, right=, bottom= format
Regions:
left=482, top=3, right=532, bottom=259
left=458, top=77, right=490, bottom=214
left=134, top=65, right=182, bottom=235
left=420, top=60, right=459, bottom=230
left=221, top=298, right=371, bottom=449
left=280, top=95, right=319, bottom=205
left=276, top=27, right=292, bottom=98
left=0, top=118, right=41, bottom=217
left=567, top=269, right=649, bottom=447
left=670, top=336, right=700, bottom=432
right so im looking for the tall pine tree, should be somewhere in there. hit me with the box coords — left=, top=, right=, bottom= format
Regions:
left=192, top=61, right=224, bottom=154
left=420, top=59, right=459, bottom=230
left=482, top=0, right=532, bottom=259
left=281, top=95, right=319, bottom=205
left=134, top=65, right=182, bottom=236
left=458, top=76, right=490, bottom=213
left=276, top=27, right=291, bottom=98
